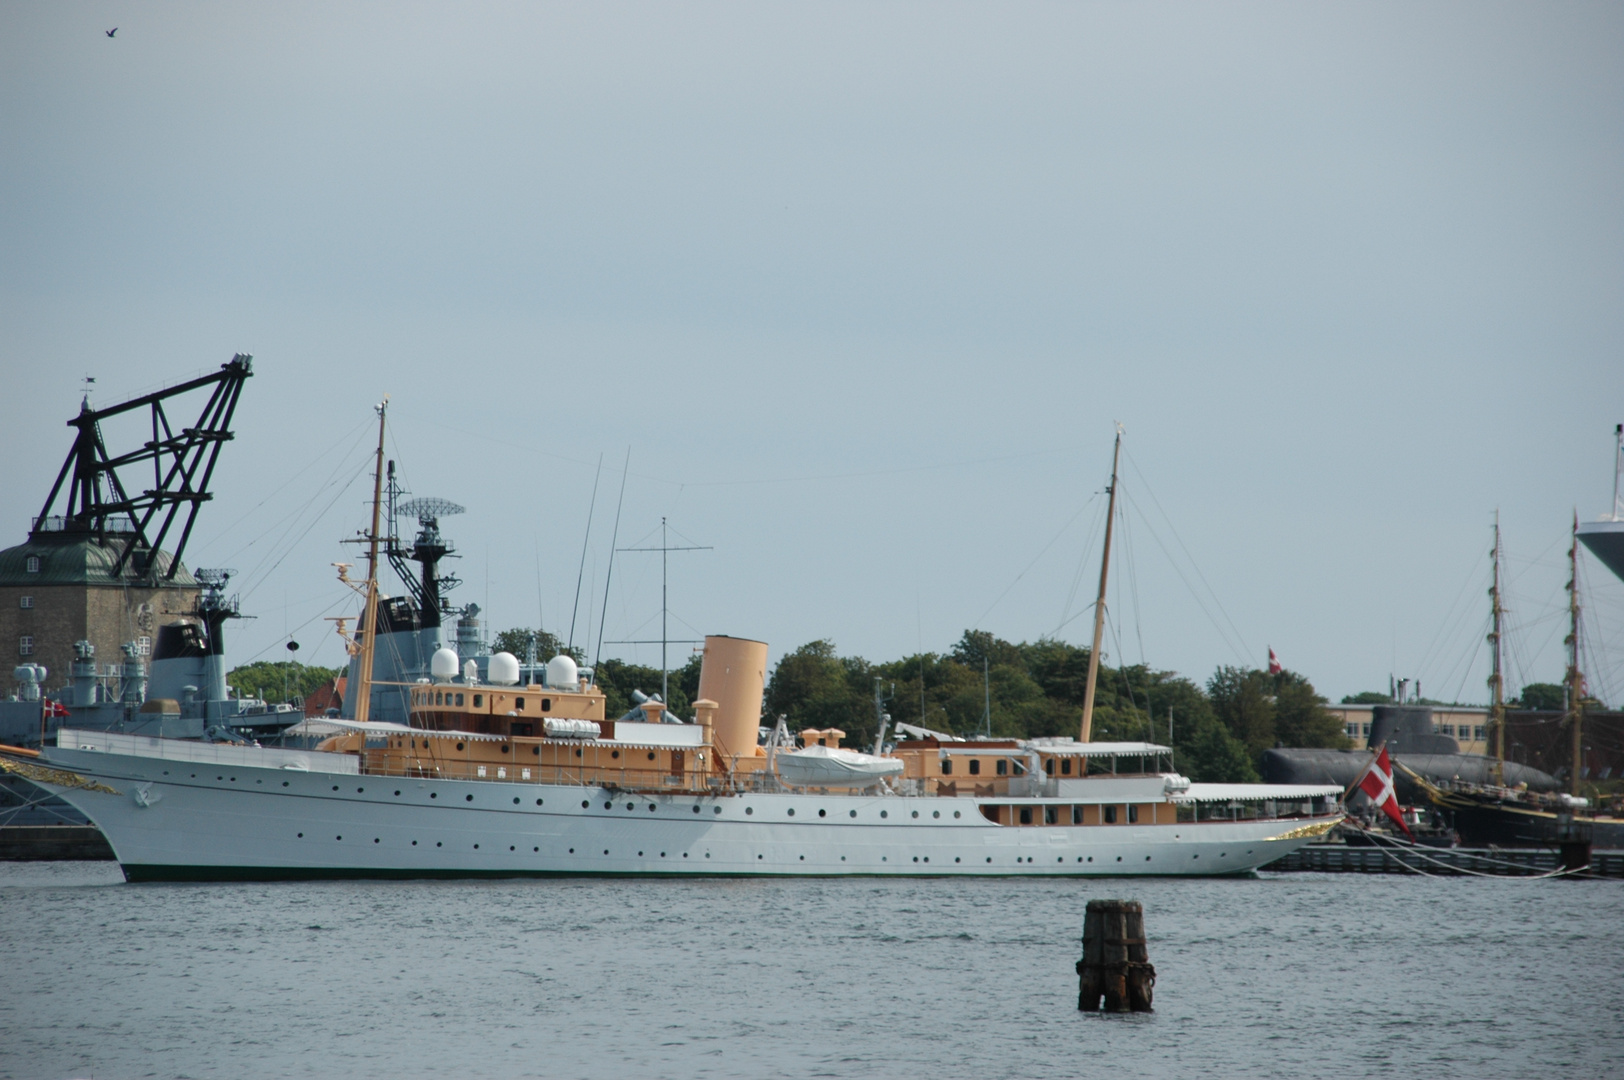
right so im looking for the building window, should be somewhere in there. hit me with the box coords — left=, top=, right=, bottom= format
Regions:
left=941, top=759, right=952, bottom=775
left=25, top=556, right=39, bottom=574
left=137, top=636, right=150, bottom=656
left=1474, top=726, right=1486, bottom=740
left=968, top=759, right=980, bottom=776
left=18, top=596, right=32, bottom=609
left=1362, top=723, right=1371, bottom=737
left=1345, top=722, right=1358, bottom=737
left=18, top=636, right=33, bottom=656
left=1104, top=805, right=1118, bottom=824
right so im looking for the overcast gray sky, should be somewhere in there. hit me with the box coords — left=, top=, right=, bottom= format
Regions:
left=3, top=2, right=1621, bottom=705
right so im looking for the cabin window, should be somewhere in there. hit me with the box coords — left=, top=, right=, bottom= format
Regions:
left=1044, top=758, right=1054, bottom=774
left=996, top=759, right=1008, bottom=776
left=941, top=759, right=952, bottom=775
left=1104, top=805, right=1118, bottom=824
left=435, top=691, right=443, bottom=705
left=1072, top=805, right=1083, bottom=824
left=455, top=693, right=464, bottom=706
left=542, top=698, right=551, bottom=711
left=969, top=759, right=981, bottom=776
left=473, top=694, right=482, bottom=707
left=1044, top=806, right=1057, bottom=824
left=1018, top=807, right=1032, bottom=825
left=515, top=698, right=525, bottom=711
left=1128, top=804, right=1139, bottom=823
left=1062, top=758, right=1072, bottom=775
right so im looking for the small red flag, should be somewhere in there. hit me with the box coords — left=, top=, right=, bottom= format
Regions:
left=1355, top=746, right=1413, bottom=840
left=44, top=699, right=70, bottom=718
left=1267, top=648, right=1282, bottom=675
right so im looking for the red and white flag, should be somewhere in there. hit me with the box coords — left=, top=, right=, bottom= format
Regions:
left=1354, top=745, right=1413, bottom=840
left=44, top=699, right=69, bottom=719
left=1267, top=648, right=1282, bottom=675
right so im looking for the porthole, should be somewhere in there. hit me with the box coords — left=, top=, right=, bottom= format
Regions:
left=465, top=794, right=474, bottom=802
left=1145, top=856, right=1151, bottom=861
left=575, top=749, right=583, bottom=757
left=849, top=810, right=857, bottom=818
left=282, top=781, right=289, bottom=787
left=953, top=811, right=961, bottom=818
left=787, top=808, right=795, bottom=817
left=954, top=857, right=960, bottom=863
left=692, top=806, right=701, bottom=814
left=932, top=811, right=940, bottom=818
left=456, top=742, right=464, bottom=751
left=536, top=798, right=543, bottom=806
left=534, top=847, right=539, bottom=852
left=626, top=803, right=635, bottom=811
left=913, top=856, right=919, bottom=862
left=1116, top=856, right=1122, bottom=862
left=569, top=847, right=575, bottom=853
left=880, top=810, right=888, bottom=819
left=394, top=790, right=401, bottom=796
left=356, top=787, right=363, bottom=793
left=713, top=807, right=721, bottom=815
left=758, top=854, right=764, bottom=860
left=611, top=750, right=620, bottom=759
left=375, top=838, right=381, bottom=844
left=638, top=851, right=643, bottom=856
left=746, top=807, right=753, bottom=815
left=582, top=800, right=590, bottom=808
left=911, top=810, right=919, bottom=818
left=799, top=855, right=805, bottom=861
left=986, top=857, right=992, bottom=863
left=510, top=846, right=516, bottom=851
left=336, top=836, right=342, bottom=841
left=532, top=747, right=540, bottom=756
left=430, top=792, right=437, bottom=799
left=513, top=797, right=520, bottom=805
left=331, top=785, right=338, bottom=791
left=501, top=745, right=509, bottom=754
left=297, top=832, right=304, bottom=838
left=647, top=752, right=656, bottom=761
left=818, top=809, right=827, bottom=818
left=1087, top=857, right=1093, bottom=862
left=412, top=841, right=417, bottom=846
left=437, top=842, right=443, bottom=847
left=648, top=804, right=657, bottom=812
left=603, top=850, right=608, bottom=855
left=604, top=802, right=612, bottom=810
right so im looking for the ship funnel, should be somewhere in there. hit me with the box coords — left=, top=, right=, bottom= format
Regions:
left=696, top=635, right=768, bottom=762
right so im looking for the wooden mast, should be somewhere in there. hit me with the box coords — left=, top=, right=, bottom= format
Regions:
left=1565, top=510, right=1584, bottom=797
left=1488, top=513, right=1506, bottom=784
left=1079, top=428, right=1122, bottom=744
left=352, top=398, right=389, bottom=728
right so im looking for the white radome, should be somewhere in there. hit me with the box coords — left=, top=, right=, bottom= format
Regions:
left=487, top=651, right=521, bottom=686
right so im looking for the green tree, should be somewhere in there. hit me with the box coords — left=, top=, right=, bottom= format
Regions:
left=1518, top=683, right=1566, bottom=711
left=226, top=661, right=342, bottom=704
left=1341, top=690, right=1392, bottom=704
left=1272, top=671, right=1350, bottom=750
left=490, top=627, right=576, bottom=664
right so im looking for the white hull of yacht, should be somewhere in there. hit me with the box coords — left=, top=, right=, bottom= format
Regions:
left=27, top=735, right=1340, bottom=882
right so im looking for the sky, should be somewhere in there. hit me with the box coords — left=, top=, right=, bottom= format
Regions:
left=2, top=2, right=1622, bottom=706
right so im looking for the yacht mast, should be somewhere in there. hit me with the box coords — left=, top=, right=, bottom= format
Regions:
left=1079, top=428, right=1122, bottom=743
left=353, top=399, right=388, bottom=727
left=1566, top=510, right=1584, bottom=796
left=1488, top=513, right=1506, bottom=784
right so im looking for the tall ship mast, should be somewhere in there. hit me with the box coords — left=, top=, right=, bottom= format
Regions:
left=1488, top=514, right=1507, bottom=785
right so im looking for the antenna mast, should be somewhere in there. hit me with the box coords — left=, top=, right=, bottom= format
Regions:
left=1079, top=426, right=1122, bottom=743
left=353, top=398, right=388, bottom=727
left=1488, top=513, right=1506, bottom=784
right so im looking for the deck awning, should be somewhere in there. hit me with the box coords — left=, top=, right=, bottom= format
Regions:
left=1173, top=782, right=1343, bottom=803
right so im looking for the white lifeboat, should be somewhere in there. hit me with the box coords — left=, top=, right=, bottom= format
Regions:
left=774, top=744, right=904, bottom=789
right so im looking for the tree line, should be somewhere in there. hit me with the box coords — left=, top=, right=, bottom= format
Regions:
left=489, top=625, right=1349, bottom=783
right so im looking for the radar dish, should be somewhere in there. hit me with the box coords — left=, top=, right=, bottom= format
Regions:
left=396, top=497, right=465, bottom=522
left=194, top=568, right=235, bottom=586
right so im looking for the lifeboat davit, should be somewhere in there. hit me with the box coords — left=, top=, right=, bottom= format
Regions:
left=774, top=745, right=904, bottom=789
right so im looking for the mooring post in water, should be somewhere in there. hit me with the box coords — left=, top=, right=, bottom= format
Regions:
left=1077, top=899, right=1154, bottom=1012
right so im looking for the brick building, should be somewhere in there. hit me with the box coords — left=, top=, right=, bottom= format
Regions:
left=0, top=525, right=198, bottom=699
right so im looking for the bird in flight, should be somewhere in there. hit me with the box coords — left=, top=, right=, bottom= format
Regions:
left=106, top=27, right=117, bottom=37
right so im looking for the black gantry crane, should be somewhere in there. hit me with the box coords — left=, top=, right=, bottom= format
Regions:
left=32, top=354, right=253, bottom=580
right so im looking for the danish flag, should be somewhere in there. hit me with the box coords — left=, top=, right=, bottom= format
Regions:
left=44, top=699, right=69, bottom=719
left=1267, top=648, right=1282, bottom=675
left=1354, top=745, right=1412, bottom=840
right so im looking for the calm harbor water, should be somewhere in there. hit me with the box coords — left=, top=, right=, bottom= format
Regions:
left=2, top=863, right=1620, bottom=1080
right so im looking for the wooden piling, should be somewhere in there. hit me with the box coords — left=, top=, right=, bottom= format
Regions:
left=1076, top=899, right=1154, bottom=1012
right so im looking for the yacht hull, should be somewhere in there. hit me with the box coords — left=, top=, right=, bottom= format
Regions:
left=31, top=741, right=1339, bottom=881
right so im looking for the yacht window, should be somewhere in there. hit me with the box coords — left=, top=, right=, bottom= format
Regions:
left=1018, top=807, right=1033, bottom=825
left=455, top=693, right=464, bottom=706
left=1104, top=805, right=1118, bottom=824
left=1062, top=758, right=1072, bottom=775
left=969, top=759, right=981, bottom=776
left=473, top=694, right=482, bottom=707
left=1044, top=758, right=1054, bottom=774
left=996, top=759, right=1008, bottom=776
left=542, top=698, right=552, bottom=711
left=1072, top=805, right=1083, bottom=824
left=1044, top=806, right=1057, bottom=824
left=941, top=759, right=952, bottom=775
left=515, top=698, right=525, bottom=711
left=435, top=691, right=443, bottom=705
left=1128, top=804, right=1139, bottom=823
